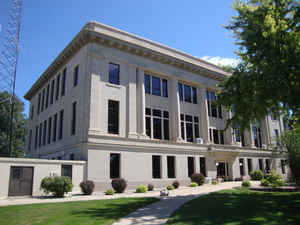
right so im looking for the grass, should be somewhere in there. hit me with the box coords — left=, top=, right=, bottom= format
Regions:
left=167, top=188, right=300, bottom=225
left=0, top=197, right=158, bottom=225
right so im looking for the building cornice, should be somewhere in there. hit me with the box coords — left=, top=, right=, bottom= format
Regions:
left=24, top=21, right=229, bottom=100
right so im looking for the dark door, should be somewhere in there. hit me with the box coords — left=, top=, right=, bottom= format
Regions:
left=62, top=165, right=73, bottom=181
left=8, top=166, right=34, bottom=196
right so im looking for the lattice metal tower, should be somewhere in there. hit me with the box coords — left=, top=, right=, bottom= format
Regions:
left=0, top=0, right=23, bottom=156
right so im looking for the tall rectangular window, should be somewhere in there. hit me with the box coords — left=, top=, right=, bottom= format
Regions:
left=247, top=158, right=252, bottom=175
left=167, top=156, right=175, bottom=178
left=192, top=87, right=197, bottom=104
left=181, top=114, right=199, bottom=142
left=253, top=126, right=262, bottom=148
left=61, top=68, right=66, bottom=96
left=153, top=118, right=162, bottom=139
left=73, top=65, right=79, bottom=86
left=184, top=85, right=191, bottom=102
left=41, top=88, right=45, bottom=111
left=39, top=123, right=42, bottom=147
left=50, top=79, right=55, bottom=104
left=48, top=117, right=52, bottom=144
left=188, top=157, right=195, bottom=177
left=45, top=84, right=50, bottom=108
left=162, top=79, right=168, bottom=97
left=71, top=102, right=76, bottom=135
left=178, top=83, right=183, bottom=101
left=43, top=120, right=47, bottom=146
left=213, top=129, right=219, bottom=144
left=152, top=76, right=161, bottom=96
left=109, top=63, right=119, bottom=85
left=55, top=74, right=60, bottom=101
left=53, top=113, right=57, bottom=142
left=108, top=100, right=119, bottom=134
left=59, top=109, right=64, bottom=139
left=28, top=129, right=32, bottom=151
left=110, top=153, right=120, bottom=178
left=259, top=159, right=263, bottom=171
left=145, top=108, right=169, bottom=140
left=37, top=92, right=41, bottom=115
left=207, top=91, right=222, bottom=118
left=239, top=158, right=244, bottom=176
left=281, top=160, right=286, bottom=174
left=265, top=159, right=270, bottom=173
left=200, top=157, right=206, bottom=176
left=144, top=74, right=150, bottom=94
left=34, top=126, right=38, bottom=149
left=152, top=155, right=161, bottom=179
left=30, top=105, right=34, bottom=120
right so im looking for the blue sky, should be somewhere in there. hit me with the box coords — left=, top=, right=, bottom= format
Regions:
left=0, top=0, right=239, bottom=115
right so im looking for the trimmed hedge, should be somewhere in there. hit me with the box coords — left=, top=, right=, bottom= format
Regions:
left=147, top=184, right=154, bottom=191
left=136, top=185, right=147, bottom=193
left=190, top=173, right=205, bottom=186
left=40, top=176, right=73, bottom=198
left=242, top=180, right=251, bottom=187
left=111, top=178, right=127, bottom=193
left=80, top=180, right=95, bottom=195
left=250, top=170, right=264, bottom=181
left=173, top=180, right=180, bottom=189
left=105, top=189, right=115, bottom=195
left=167, top=185, right=174, bottom=190
left=190, top=182, right=199, bottom=187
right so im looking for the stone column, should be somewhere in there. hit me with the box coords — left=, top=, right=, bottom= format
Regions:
left=127, top=64, right=138, bottom=138
left=195, top=157, right=200, bottom=173
left=170, top=78, right=182, bottom=141
left=161, top=155, right=168, bottom=179
left=199, top=88, right=210, bottom=144
left=244, top=124, right=255, bottom=148
left=137, top=67, right=147, bottom=139
left=261, top=117, right=271, bottom=147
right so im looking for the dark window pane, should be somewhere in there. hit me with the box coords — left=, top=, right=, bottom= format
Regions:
left=200, top=157, right=206, bottom=177
left=163, top=119, right=169, bottom=140
left=108, top=100, right=119, bottom=134
left=37, top=93, right=41, bottom=114
left=180, top=114, right=184, bottom=121
left=206, top=91, right=209, bottom=99
left=48, top=117, right=52, bottom=144
left=265, top=159, right=270, bottom=173
left=41, top=88, right=45, bottom=111
left=152, top=76, right=161, bottom=96
left=144, top=74, right=150, bottom=94
left=220, top=131, right=224, bottom=144
left=145, top=108, right=151, bottom=115
left=28, top=129, right=32, bottom=151
left=181, top=122, right=185, bottom=140
left=62, top=165, right=72, bottom=181
left=109, top=63, right=120, bottom=85
left=194, top=124, right=199, bottom=139
left=50, top=80, right=55, bottom=104
left=218, top=105, right=222, bottom=119
left=153, top=118, right=162, bottom=139
left=178, top=83, right=183, bottom=101
left=209, top=129, right=212, bottom=142
left=71, top=102, right=77, bottom=135
left=39, top=123, right=42, bottom=147
left=247, top=158, right=252, bottom=175
left=55, top=74, right=60, bottom=101
left=207, top=100, right=211, bottom=116
left=211, top=103, right=218, bottom=118
left=61, top=68, right=66, bottom=96
left=259, top=159, right=263, bottom=171
left=110, top=153, right=120, bottom=179
left=186, top=123, right=193, bottom=142
left=46, top=84, right=50, bottom=108
left=163, top=111, right=169, bottom=118
left=184, top=85, right=191, bottom=102
left=162, top=79, right=168, bottom=97
left=167, top=156, right=175, bottom=178
left=34, top=126, right=38, bottom=149
left=192, top=87, right=197, bottom=104
left=43, top=120, right=47, bottom=146
left=59, top=109, right=64, bottom=139
left=31, top=105, right=34, bottom=120
left=53, top=114, right=57, bottom=142
left=185, top=115, right=193, bottom=122
left=152, top=155, right=161, bottom=178
left=194, top=116, right=199, bottom=123
left=188, top=157, right=195, bottom=177
left=239, top=158, right=244, bottom=176
left=213, top=129, right=219, bottom=144
left=210, top=92, right=216, bottom=100
left=152, top=109, right=161, bottom=117
left=74, top=65, right=79, bottom=86
left=146, top=116, right=151, bottom=137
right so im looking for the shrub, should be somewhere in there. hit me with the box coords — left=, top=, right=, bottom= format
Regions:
left=190, top=173, right=205, bottom=186
left=80, top=180, right=95, bottom=195
left=260, top=178, right=270, bottom=187
left=265, top=170, right=285, bottom=187
left=136, top=185, right=147, bottom=193
left=190, top=182, right=199, bottom=187
left=147, top=184, right=154, bottom=191
left=242, top=180, right=251, bottom=187
left=172, top=180, right=180, bottom=189
left=250, top=170, right=264, bottom=181
left=40, top=176, right=73, bottom=198
left=111, top=178, right=127, bottom=193
left=167, top=185, right=174, bottom=190
left=105, top=189, right=115, bottom=195
left=212, top=180, right=218, bottom=185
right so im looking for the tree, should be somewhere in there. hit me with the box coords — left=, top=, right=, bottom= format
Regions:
left=217, top=0, right=300, bottom=131
left=0, top=91, right=26, bottom=157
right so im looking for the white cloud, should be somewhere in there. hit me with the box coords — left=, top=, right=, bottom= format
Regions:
left=201, top=56, right=240, bottom=67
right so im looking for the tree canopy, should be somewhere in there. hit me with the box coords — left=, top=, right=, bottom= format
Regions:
left=0, top=91, right=26, bottom=157
left=218, top=0, right=300, bottom=130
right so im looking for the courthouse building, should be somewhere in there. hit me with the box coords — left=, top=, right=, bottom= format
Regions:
left=24, top=22, right=288, bottom=190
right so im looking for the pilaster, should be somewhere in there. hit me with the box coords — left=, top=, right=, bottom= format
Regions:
left=199, top=88, right=210, bottom=144
left=137, top=67, right=147, bottom=139
left=127, top=64, right=138, bottom=138
left=170, top=78, right=182, bottom=141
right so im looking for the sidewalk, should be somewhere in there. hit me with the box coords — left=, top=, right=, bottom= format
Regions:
left=0, top=181, right=243, bottom=208
left=112, top=182, right=243, bottom=225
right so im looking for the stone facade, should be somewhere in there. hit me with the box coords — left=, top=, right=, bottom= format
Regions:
left=24, top=22, right=289, bottom=191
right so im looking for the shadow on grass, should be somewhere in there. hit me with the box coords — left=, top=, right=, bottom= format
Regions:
left=167, top=188, right=300, bottom=225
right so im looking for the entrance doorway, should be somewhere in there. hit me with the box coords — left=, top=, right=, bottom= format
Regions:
left=217, top=162, right=229, bottom=179
left=8, top=166, right=34, bottom=196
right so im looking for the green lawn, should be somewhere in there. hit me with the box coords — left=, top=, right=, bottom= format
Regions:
left=167, top=188, right=300, bottom=225
left=0, top=197, right=158, bottom=225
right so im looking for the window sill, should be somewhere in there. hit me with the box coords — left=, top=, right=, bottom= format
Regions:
left=106, top=83, right=121, bottom=89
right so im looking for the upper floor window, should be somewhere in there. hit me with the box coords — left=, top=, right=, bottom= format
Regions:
left=50, top=79, right=55, bottom=105
left=59, top=109, right=64, bottom=139
left=37, top=92, right=41, bottom=115
left=145, top=108, right=169, bottom=140
left=209, top=128, right=224, bottom=145
left=55, top=74, right=60, bottom=101
left=45, top=83, right=50, bottom=108
left=180, top=114, right=199, bottom=142
left=28, top=129, right=32, bottom=151
left=109, top=63, right=120, bottom=85
left=41, top=88, right=45, bottom=111
left=206, top=91, right=222, bottom=119
left=108, top=100, right=119, bottom=134
left=252, top=125, right=262, bottom=148
left=233, top=125, right=245, bottom=146
left=30, top=105, right=34, bottom=120
left=178, top=82, right=197, bottom=104
left=144, top=74, right=168, bottom=97
left=61, top=68, right=67, bottom=96
left=71, top=102, right=77, bottom=135
left=270, top=112, right=277, bottom=121
left=73, top=65, right=79, bottom=87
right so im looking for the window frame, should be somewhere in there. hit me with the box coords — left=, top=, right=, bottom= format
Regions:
left=144, top=73, right=168, bottom=98
left=180, top=114, right=200, bottom=143
left=108, top=63, right=120, bottom=85
left=73, top=65, right=79, bottom=87
left=207, top=90, right=223, bottom=119
left=108, top=100, right=119, bottom=135
left=145, top=108, right=169, bottom=140
left=152, top=155, right=161, bottom=179
left=178, top=82, right=197, bottom=104
left=110, top=153, right=120, bottom=179
left=71, top=102, right=77, bottom=135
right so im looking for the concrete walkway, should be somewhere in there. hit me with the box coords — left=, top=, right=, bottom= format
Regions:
left=112, top=182, right=244, bottom=225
